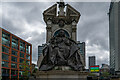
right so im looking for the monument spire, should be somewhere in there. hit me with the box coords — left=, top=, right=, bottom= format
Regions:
left=57, top=0, right=65, bottom=16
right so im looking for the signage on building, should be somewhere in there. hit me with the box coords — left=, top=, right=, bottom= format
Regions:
left=90, top=65, right=99, bottom=72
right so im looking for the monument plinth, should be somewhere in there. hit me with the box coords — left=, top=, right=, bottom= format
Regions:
left=35, top=70, right=88, bottom=80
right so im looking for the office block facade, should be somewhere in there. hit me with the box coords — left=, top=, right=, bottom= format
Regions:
left=109, top=2, right=120, bottom=71
left=37, top=44, right=46, bottom=68
left=89, top=56, right=96, bottom=68
left=38, top=44, right=46, bottom=59
left=77, top=41, right=85, bottom=65
left=0, top=28, right=32, bottom=79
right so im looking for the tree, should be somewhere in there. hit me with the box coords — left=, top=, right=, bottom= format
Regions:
left=21, top=61, right=31, bottom=80
left=33, top=68, right=38, bottom=73
left=101, top=72, right=110, bottom=77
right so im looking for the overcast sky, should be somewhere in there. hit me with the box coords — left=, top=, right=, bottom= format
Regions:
left=1, top=1, right=110, bottom=68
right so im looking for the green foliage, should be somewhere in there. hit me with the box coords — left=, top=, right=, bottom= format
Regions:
left=33, top=68, right=38, bottom=73
left=88, top=73, right=97, bottom=76
left=21, top=61, right=31, bottom=80
left=101, top=72, right=110, bottom=77
left=0, top=76, right=2, bottom=80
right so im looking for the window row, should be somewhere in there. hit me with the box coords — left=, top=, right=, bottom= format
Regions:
left=2, top=46, right=31, bottom=55
left=2, top=61, right=31, bottom=68
left=2, top=32, right=31, bottom=54
left=2, top=54, right=30, bottom=64
left=2, top=53, right=30, bottom=60
left=2, top=69, right=31, bottom=78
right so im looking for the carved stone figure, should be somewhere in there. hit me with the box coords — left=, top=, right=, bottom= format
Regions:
left=39, top=30, right=84, bottom=71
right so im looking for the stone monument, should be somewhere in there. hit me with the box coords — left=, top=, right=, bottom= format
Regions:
left=33, top=1, right=88, bottom=80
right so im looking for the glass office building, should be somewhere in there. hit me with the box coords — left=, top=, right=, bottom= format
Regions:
left=38, top=45, right=44, bottom=59
left=0, top=28, right=32, bottom=79
left=38, top=44, right=46, bottom=59
left=77, top=41, right=86, bottom=65
left=109, top=2, right=120, bottom=71
left=89, top=56, right=96, bottom=69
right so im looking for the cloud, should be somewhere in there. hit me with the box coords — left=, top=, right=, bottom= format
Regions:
left=2, top=2, right=48, bottom=64
left=0, top=2, right=2, bottom=27
left=2, top=2, right=110, bottom=68
left=2, top=0, right=111, bottom=2
left=67, top=2, right=110, bottom=68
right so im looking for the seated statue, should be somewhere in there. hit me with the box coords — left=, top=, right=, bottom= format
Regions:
left=39, top=30, right=84, bottom=71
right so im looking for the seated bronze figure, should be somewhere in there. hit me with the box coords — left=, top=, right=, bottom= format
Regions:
left=39, top=30, right=84, bottom=71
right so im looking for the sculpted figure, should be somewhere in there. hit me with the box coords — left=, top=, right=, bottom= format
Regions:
left=39, top=30, right=84, bottom=71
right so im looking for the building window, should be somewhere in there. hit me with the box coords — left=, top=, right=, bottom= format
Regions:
left=26, top=60, right=30, bottom=65
left=2, top=68, right=9, bottom=76
left=2, top=32, right=10, bottom=47
left=2, top=53, right=9, bottom=61
left=26, top=45, right=31, bottom=54
left=19, top=64, right=24, bottom=69
left=11, top=63, right=17, bottom=68
left=11, top=70, right=18, bottom=78
left=26, top=55, right=30, bottom=60
left=2, top=46, right=9, bottom=54
left=26, top=66, right=30, bottom=70
left=19, top=71, right=24, bottom=78
left=12, top=50, right=18, bottom=56
left=20, top=58, right=24, bottom=63
left=11, top=56, right=17, bottom=62
left=39, top=46, right=43, bottom=53
left=20, top=41, right=25, bottom=52
left=20, top=52, right=24, bottom=58
left=2, top=61, right=9, bottom=67
left=12, top=37, right=18, bottom=50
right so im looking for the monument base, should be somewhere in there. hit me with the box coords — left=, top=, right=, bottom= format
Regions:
left=32, top=70, right=88, bottom=80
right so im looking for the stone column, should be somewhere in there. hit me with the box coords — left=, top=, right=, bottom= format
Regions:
left=72, top=21, right=77, bottom=41
left=46, top=20, right=52, bottom=43
left=0, top=28, right=2, bottom=80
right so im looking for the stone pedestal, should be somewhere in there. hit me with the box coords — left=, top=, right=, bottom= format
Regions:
left=33, top=70, right=88, bottom=80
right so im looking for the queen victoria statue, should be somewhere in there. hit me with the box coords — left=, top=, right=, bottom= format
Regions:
left=39, top=30, right=84, bottom=71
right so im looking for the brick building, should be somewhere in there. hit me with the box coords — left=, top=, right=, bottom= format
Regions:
left=0, top=27, right=32, bottom=80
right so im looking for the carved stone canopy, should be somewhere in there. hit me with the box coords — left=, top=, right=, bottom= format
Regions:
left=43, top=3, right=81, bottom=25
